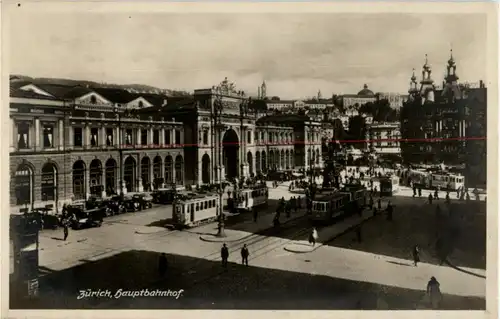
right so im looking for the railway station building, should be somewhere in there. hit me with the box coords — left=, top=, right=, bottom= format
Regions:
left=9, top=77, right=323, bottom=213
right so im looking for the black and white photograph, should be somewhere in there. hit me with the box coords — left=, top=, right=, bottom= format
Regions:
left=2, top=1, right=497, bottom=317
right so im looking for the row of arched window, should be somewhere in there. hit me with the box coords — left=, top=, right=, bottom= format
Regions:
left=13, top=155, right=184, bottom=205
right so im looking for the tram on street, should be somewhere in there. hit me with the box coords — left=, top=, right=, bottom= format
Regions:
left=342, top=184, right=368, bottom=208
left=429, top=172, right=465, bottom=190
left=172, top=192, right=220, bottom=228
left=236, top=183, right=269, bottom=212
left=310, top=184, right=367, bottom=224
left=380, top=175, right=400, bottom=196
left=408, top=170, right=465, bottom=190
left=309, top=192, right=352, bottom=224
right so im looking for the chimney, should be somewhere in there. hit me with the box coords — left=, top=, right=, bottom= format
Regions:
left=480, top=80, right=484, bottom=88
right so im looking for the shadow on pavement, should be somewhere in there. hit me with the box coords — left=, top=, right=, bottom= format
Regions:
left=12, top=249, right=485, bottom=310
left=145, top=218, right=175, bottom=228
left=445, top=260, right=486, bottom=279
left=325, top=198, right=486, bottom=270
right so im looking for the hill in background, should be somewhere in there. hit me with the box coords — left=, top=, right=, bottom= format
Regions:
left=10, top=74, right=192, bottom=97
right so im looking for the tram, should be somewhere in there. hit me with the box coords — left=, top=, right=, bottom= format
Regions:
left=310, top=184, right=367, bottom=224
left=380, top=175, right=400, bottom=196
left=310, top=192, right=352, bottom=224
left=429, top=173, right=465, bottom=190
left=408, top=170, right=465, bottom=190
left=172, top=192, right=220, bottom=228
left=236, top=184, right=269, bottom=212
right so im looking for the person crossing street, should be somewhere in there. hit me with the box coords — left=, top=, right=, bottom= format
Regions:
left=221, top=243, right=229, bottom=269
left=241, top=244, right=249, bottom=266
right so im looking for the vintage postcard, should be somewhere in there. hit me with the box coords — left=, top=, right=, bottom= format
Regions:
left=1, top=1, right=497, bottom=319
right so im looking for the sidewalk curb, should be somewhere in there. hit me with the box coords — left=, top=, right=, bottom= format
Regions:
left=284, top=214, right=378, bottom=253
left=199, top=212, right=307, bottom=243
left=134, top=227, right=167, bottom=235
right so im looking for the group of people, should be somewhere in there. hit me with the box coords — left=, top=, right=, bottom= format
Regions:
left=220, top=243, right=250, bottom=268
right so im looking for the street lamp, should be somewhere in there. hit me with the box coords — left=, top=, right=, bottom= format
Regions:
left=239, top=97, right=249, bottom=182
left=214, top=86, right=226, bottom=237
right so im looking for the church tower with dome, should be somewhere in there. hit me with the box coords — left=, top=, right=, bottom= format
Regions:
left=358, top=84, right=375, bottom=97
left=419, top=54, right=435, bottom=104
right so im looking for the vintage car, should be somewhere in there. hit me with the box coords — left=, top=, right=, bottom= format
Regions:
left=66, top=206, right=105, bottom=230
left=31, top=206, right=62, bottom=230
left=132, top=193, right=153, bottom=210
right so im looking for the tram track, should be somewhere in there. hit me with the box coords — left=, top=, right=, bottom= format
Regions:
left=95, top=215, right=313, bottom=308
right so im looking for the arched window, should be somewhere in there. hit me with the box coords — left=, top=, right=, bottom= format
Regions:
left=41, top=163, right=57, bottom=201
left=15, top=164, right=33, bottom=206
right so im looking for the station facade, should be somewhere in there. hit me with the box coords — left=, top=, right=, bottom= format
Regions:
left=9, top=77, right=323, bottom=213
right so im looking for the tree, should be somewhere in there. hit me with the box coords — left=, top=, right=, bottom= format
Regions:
left=249, top=99, right=268, bottom=111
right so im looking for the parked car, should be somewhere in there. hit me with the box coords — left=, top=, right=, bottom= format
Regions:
left=66, top=206, right=105, bottom=230
left=32, top=206, right=62, bottom=230
left=122, top=195, right=141, bottom=212
left=132, top=193, right=153, bottom=210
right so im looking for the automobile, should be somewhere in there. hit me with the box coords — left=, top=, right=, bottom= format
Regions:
left=66, top=206, right=105, bottom=230
left=32, top=206, right=62, bottom=230
left=122, top=195, right=141, bottom=212
left=86, top=196, right=105, bottom=210
left=132, top=193, right=153, bottom=210
left=101, top=196, right=123, bottom=216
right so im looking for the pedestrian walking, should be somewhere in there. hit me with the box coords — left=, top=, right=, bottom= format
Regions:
left=241, top=244, right=249, bottom=266
left=418, top=187, right=422, bottom=197
left=158, top=252, right=168, bottom=277
left=221, top=243, right=229, bottom=269
left=369, top=195, right=374, bottom=210
left=412, top=245, right=420, bottom=266
left=63, top=223, right=69, bottom=241
left=426, top=276, right=442, bottom=309
left=428, top=193, right=433, bottom=205
left=377, top=198, right=382, bottom=210
left=434, top=188, right=439, bottom=200
left=309, top=228, right=319, bottom=247
left=445, top=193, right=450, bottom=205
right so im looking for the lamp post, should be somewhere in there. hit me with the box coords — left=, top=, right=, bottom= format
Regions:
left=239, top=96, right=249, bottom=182
left=214, top=86, right=226, bottom=237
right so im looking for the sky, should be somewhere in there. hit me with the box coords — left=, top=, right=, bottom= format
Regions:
left=9, top=11, right=487, bottom=99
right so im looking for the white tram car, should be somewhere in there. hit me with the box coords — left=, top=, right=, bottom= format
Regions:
left=429, top=173, right=465, bottom=190
left=172, top=193, right=220, bottom=228
left=236, top=184, right=269, bottom=212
